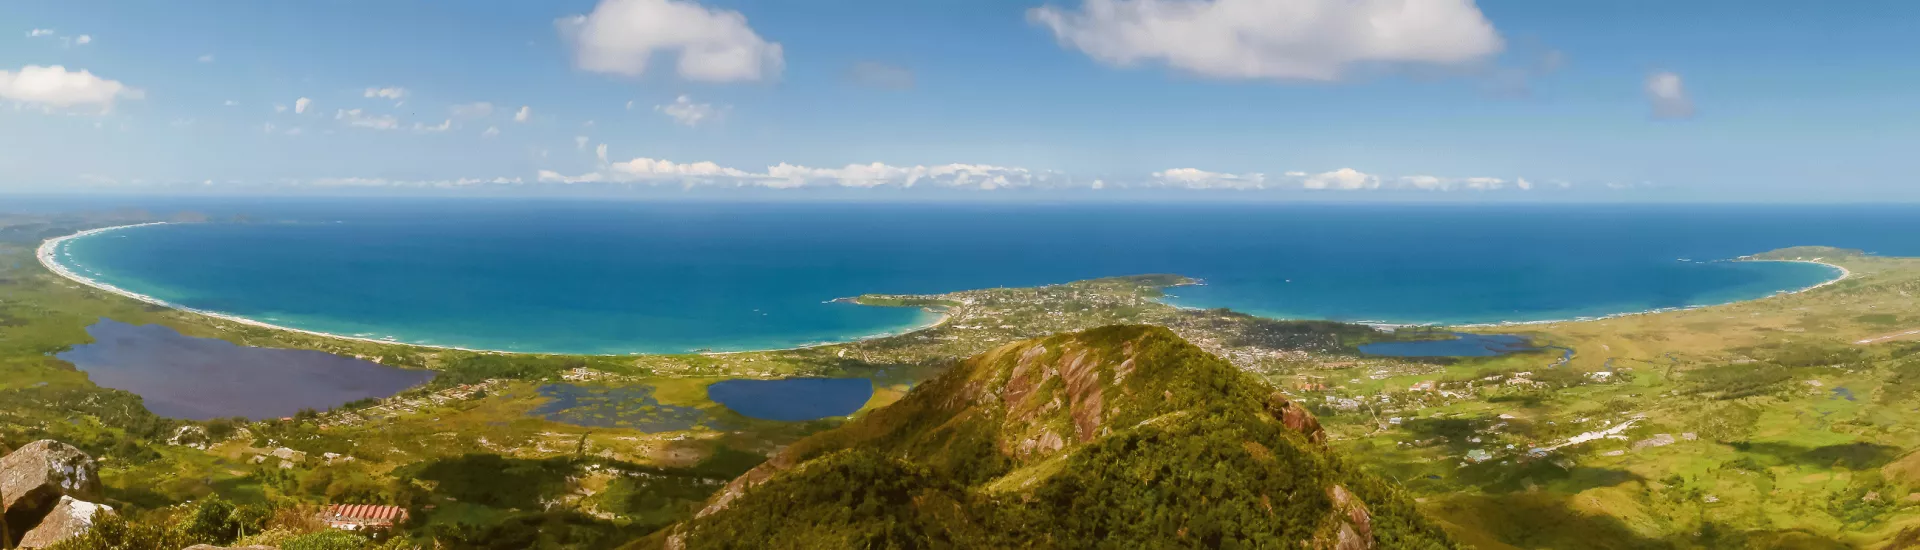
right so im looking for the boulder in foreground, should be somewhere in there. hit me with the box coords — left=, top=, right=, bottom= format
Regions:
left=1, top=440, right=105, bottom=545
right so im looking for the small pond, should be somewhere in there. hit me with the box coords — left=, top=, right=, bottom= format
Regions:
left=528, top=384, right=707, bottom=432
left=56, top=318, right=435, bottom=420
left=706, top=378, right=873, bottom=422
left=1358, top=333, right=1535, bottom=358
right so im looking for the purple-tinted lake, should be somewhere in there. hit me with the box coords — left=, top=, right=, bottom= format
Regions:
left=56, top=318, right=434, bottom=420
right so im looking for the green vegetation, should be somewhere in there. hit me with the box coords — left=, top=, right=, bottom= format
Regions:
left=17, top=209, right=1920, bottom=548
left=660, top=326, right=1457, bottom=549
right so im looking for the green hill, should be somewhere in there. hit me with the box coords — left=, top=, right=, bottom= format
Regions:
left=636, top=325, right=1456, bottom=549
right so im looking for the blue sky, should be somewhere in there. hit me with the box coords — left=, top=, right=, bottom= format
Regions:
left=1, top=0, right=1915, bottom=201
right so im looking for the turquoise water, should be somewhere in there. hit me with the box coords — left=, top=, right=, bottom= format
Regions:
left=48, top=201, right=1895, bottom=355
left=706, top=378, right=873, bottom=421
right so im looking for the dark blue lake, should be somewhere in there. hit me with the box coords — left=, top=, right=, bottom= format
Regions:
left=706, top=378, right=873, bottom=421
left=56, top=319, right=434, bottom=420
left=529, top=384, right=706, bottom=432
left=1358, top=333, right=1534, bottom=358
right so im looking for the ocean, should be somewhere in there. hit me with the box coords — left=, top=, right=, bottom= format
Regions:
left=44, top=200, right=1918, bottom=355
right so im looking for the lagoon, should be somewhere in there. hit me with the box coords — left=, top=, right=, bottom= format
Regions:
left=706, top=378, right=873, bottom=421
left=55, top=319, right=434, bottom=420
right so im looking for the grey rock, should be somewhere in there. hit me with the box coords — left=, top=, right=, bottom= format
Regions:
left=1, top=440, right=104, bottom=541
left=16, top=496, right=113, bottom=548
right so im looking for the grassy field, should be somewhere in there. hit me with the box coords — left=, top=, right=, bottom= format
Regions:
left=1294, top=247, right=1920, bottom=548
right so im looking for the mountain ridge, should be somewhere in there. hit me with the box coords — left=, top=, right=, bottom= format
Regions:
left=640, top=325, right=1456, bottom=549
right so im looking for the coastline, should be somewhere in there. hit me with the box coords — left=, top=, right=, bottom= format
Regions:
left=37, top=223, right=955, bottom=357
left=1162, top=258, right=1852, bottom=331
left=41, top=223, right=1852, bottom=355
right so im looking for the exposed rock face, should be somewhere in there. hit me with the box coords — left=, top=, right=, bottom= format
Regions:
left=16, top=496, right=113, bottom=549
left=1, top=440, right=104, bottom=542
left=1268, top=392, right=1327, bottom=445
left=1323, top=485, right=1375, bottom=550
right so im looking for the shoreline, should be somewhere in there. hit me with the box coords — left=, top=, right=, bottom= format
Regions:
left=41, top=223, right=1853, bottom=355
left=1163, top=258, right=1852, bottom=331
left=38, top=223, right=952, bottom=357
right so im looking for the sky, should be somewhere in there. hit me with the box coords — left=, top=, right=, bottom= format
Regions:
left=1, top=0, right=1915, bottom=201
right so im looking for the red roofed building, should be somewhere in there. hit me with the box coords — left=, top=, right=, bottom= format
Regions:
left=323, top=504, right=409, bottom=530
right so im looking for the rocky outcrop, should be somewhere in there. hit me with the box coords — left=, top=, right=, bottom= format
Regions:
left=1, top=440, right=108, bottom=549
left=15, top=496, right=113, bottom=549
left=1268, top=392, right=1327, bottom=445
left=1322, top=485, right=1375, bottom=550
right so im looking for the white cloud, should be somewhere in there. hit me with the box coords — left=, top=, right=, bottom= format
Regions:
left=1090, top=179, right=1106, bottom=190
left=0, top=65, right=142, bottom=110
left=655, top=94, right=720, bottom=127
left=557, top=0, right=784, bottom=83
left=1645, top=71, right=1692, bottom=119
left=542, top=158, right=1035, bottom=189
left=222, top=100, right=238, bottom=106
left=451, top=102, right=494, bottom=118
left=364, top=87, right=407, bottom=100
left=274, top=104, right=288, bottom=113
left=1390, top=174, right=1527, bottom=191
left=335, top=108, right=399, bottom=130
left=197, top=54, right=215, bottom=63
left=575, top=136, right=590, bottom=149
left=412, top=119, right=452, bottom=133
left=595, top=144, right=609, bottom=163
left=294, top=97, right=312, bottom=114
left=73, top=35, right=91, bottom=45
left=1301, top=168, right=1379, bottom=190
left=481, top=126, right=500, bottom=138
left=1030, top=0, right=1502, bottom=81
left=514, top=105, right=531, bottom=122
left=1152, top=167, right=1265, bottom=189
left=27, top=29, right=56, bottom=38
left=309, top=176, right=527, bottom=188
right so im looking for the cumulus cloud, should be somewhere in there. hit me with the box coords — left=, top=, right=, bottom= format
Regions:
left=846, top=62, right=915, bottom=90
left=0, top=65, right=142, bottom=110
left=481, top=126, right=500, bottom=138
left=294, top=97, right=312, bottom=114
left=27, top=29, right=56, bottom=38
left=575, top=136, right=590, bottom=149
left=514, top=105, right=531, bottom=122
left=364, top=87, right=407, bottom=100
left=1645, top=71, right=1692, bottom=119
left=1300, top=168, right=1379, bottom=190
left=1029, top=0, right=1503, bottom=81
left=596, top=144, right=609, bottom=163
left=557, top=0, right=784, bottom=83
left=73, top=35, right=91, bottom=45
left=335, top=108, right=399, bottom=130
left=655, top=94, right=719, bottom=127
left=1152, top=167, right=1265, bottom=189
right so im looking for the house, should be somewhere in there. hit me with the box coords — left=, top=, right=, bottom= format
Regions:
left=323, top=504, right=409, bottom=531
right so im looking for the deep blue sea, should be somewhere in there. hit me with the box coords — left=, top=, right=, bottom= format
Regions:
left=42, top=199, right=1920, bottom=354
